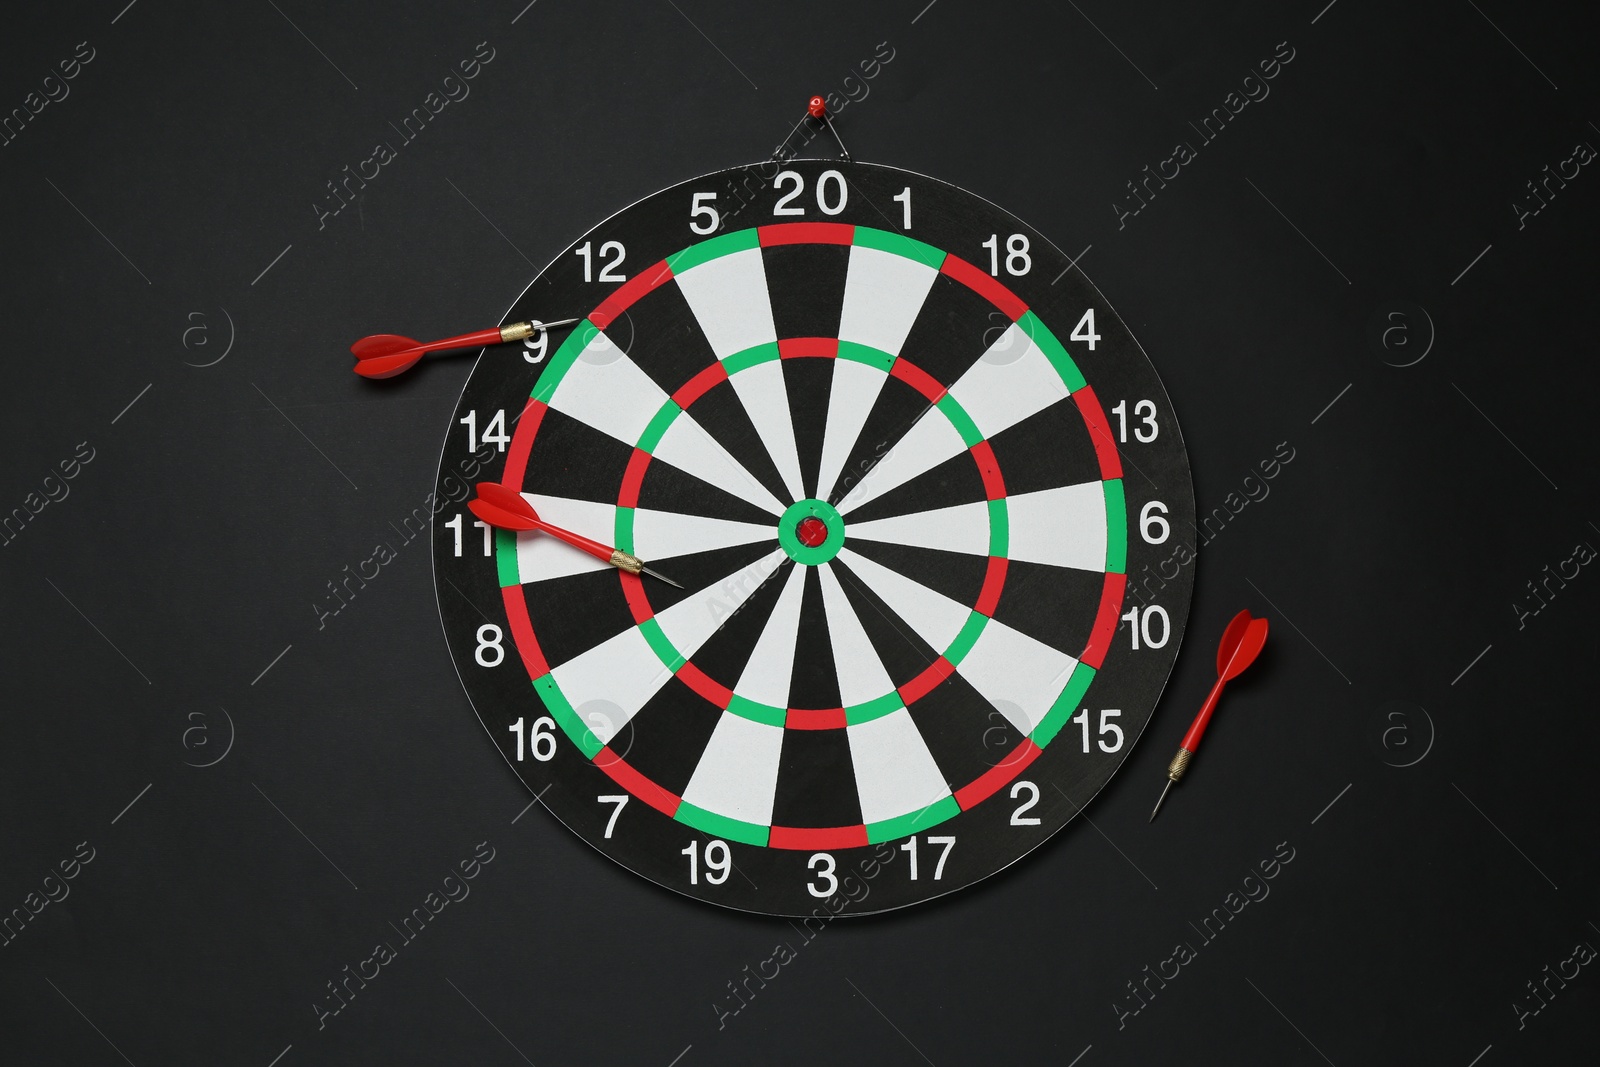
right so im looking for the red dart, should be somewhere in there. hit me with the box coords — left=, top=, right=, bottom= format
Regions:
left=1149, top=609, right=1270, bottom=821
left=468, top=482, right=684, bottom=589
left=350, top=318, right=579, bottom=379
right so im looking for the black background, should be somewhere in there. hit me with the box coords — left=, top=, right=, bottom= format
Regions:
left=2, top=1, right=1596, bottom=1064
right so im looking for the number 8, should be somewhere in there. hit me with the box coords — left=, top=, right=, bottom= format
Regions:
left=474, top=624, right=504, bottom=667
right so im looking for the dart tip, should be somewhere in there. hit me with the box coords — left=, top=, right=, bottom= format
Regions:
left=643, top=566, right=684, bottom=589
left=1149, top=778, right=1175, bottom=822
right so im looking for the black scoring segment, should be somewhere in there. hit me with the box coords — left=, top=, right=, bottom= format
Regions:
left=983, top=399, right=1102, bottom=498
left=616, top=676, right=726, bottom=797
left=782, top=356, right=836, bottom=500
left=761, top=242, right=850, bottom=341
left=907, top=669, right=1027, bottom=791
left=845, top=539, right=988, bottom=613
left=690, top=558, right=794, bottom=692
left=521, top=568, right=637, bottom=670
left=826, top=376, right=933, bottom=507
left=521, top=408, right=634, bottom=504
left=989, top=559, right=1104, bottom=657
left=830, top=559, right=940, bottom=688
left=897, top=270, right=1007, bottom=388
left=682, top=379, right=794, bottom=509
left=771, top=728, right=863, bottom=829
left=788, top=568, right=841, bottom=710
left=842, top=446, right=987, bottom=525
left=615, top=277, right=719, bottom=398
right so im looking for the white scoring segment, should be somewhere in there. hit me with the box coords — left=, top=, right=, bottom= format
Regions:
left=734, top=563, right=806, bottom=708
left=630, top=507, right=776, bottom=563
left=945, top=321, right=1075, bottom=439
left=653, top=415, right=788, bottom=516
left=817, top=564, right=898, bottom=706
left=847, top=709, right=953, bottom=826
left=847, top=499, right=991, bottom=558
left=834, top=408, right=969, bottom=516
left=837, top=244, right=939, bottom=356
left=834, top=547, right=969, bottom=653
left=546, top=328, right=785, bottom=517
left=955, top=620, right=1080, bottom=736
left=681, top=712, right=785, bottom=827
left=673, top=246, right=778, bottom=357
left=654, top=548, right=787, bottom=661
left=512, top=494, right=614, bottom=582
left=815, top=358, right=890, bottom=506
left=726, top=358, right=806, bottom=503
left=546, top=330, right=669, bottom=446
left=838, top=546, right=1079, bottom=736
left=1005, top=482, right=1109, bottom=572
left=549, top=548, right=785, bottom=740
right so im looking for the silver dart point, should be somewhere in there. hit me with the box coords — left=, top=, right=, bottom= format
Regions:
left=1149, top=778, right=1176, bottom=822
left=642, top=566, right=684, bottom=589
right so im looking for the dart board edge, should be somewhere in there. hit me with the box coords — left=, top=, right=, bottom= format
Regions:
left=433, top=159, right=1196, bottom=916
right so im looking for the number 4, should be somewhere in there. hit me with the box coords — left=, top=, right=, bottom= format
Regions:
left=1071, top=308, right=1100, bottom=350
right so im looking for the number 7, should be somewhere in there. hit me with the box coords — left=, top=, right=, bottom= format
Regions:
left=927, top=836, right=955, bottom=880
left=598, top=794, right=628, bottom=838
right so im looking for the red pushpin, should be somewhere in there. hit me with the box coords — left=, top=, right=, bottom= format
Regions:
left=775, top=94, right=850, bottom=162
left=1148, top=609, right=1270, bottom=821
left=349, top=318, right=578, bottom=379
left=468, top=483, right=684, bottom=588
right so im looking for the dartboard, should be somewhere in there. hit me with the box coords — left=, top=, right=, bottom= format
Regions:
left=435, top=160, right=1194, bottom=915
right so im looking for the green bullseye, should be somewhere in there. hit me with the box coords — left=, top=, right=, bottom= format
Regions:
left=778, top=499, right=846, bottom=565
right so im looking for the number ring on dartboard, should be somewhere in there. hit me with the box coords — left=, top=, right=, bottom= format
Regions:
left=436, top=161, right=1195, bottom=916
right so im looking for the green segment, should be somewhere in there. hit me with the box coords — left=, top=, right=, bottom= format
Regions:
left=1030, top=661, right=1098, bottom=748
left=638, top=399, right=682, bottom=454
left=936, top=393, right=984, bottom=448
left=495, top=528, right=520, bottom=588
left=639, top=618, right=687, bottom=672
left=722, top=342, right=781, bottom=375
left=614, top=506, right=636, bottom=555
left=667, top=229, right=759, bottom=274
left=854, top=226, right=946, bottom=270
left=1103, top=479, right=1127, bottom=574
left=777, top=498, right=847, bottom=566
left=726, top=694, right=787, bottom=728
left=1019, top=310, right=1087, bottom=392
left=944, top=611, right=989, bottom=666
left=675, top=801, right=770, bottom=846
left=866, top=795, right=961, bottom=844
left=986, top=497, right=1009, bottom=558
left=534, top=675, right=602, bottom=758
left=844, top=692, right=904, bottom=726
left=836, top=340, right=896, bottom=372
left=531, top=322, right=596, bottom=402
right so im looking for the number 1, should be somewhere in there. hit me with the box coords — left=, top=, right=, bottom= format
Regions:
left=893, top=186, right=911, bottom=229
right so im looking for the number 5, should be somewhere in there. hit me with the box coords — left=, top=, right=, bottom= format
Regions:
left=689, top=192, right=719, bottom=234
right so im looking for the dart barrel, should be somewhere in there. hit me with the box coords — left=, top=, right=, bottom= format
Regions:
left=1166, top=747, right=1194, bottom=782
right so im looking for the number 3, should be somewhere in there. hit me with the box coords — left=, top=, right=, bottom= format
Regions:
left=807, top=853, right=838, bottom=897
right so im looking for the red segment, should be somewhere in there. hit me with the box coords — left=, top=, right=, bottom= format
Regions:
left=618, top=448, right=652, bottom=509
left=889, top=357, right=946, bottom=403
left=1074, top=386, right=1123, bottom=480
left=954, top=740, right=1042, bottom=810
left=940, top=254, right=1028, bottom=322
left=769, top=823, right=869, bottom=851
left=898, top=657, right=955, bottom=706
left=1081, top=572, right=1127, bottom=669
left=973, top=556, right=1008, bottom=617
left=807, top=95, right=827, bottom=119
left=595, top=747, right=681, bottom=817
left=759, top=222, right=854, bottom=247
left=500, top=585, right=550, bottom=681
left=620, top=571, right=655, bottom=625
left=969, top=440, right=1006, bottom=500
left=502, top=398, right=546, bottom=489
left=796, top=516, right=829, bottom=547
left=778, top=336, right=839, bottom=359
left=588, top=260, right=673, bottom=329
left=672, top=361, right=728, bottom=408
left=786, top=707, right=847, bottom=730
left=676, top=661, right=732, bottom=709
